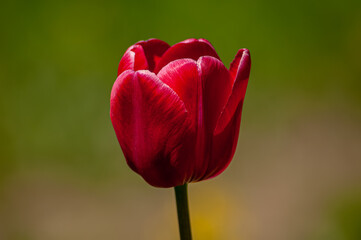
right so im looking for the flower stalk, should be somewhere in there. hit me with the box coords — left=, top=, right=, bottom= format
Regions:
left=174, top=184, right=192, bottom=240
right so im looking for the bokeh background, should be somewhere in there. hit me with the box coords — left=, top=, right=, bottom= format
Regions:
left=1, top=0, right=361, bottom=239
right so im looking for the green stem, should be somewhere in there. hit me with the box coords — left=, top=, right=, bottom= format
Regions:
left=174, top=183, right=192, bottom=240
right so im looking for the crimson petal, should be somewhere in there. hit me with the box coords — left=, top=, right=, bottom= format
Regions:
left=157, top=59, right=199, bottom=129
left=214, top=49, right=251, bottom=135
left=203, top=49, right=251, bottom=180
left=110, top=70, right=191, bottom=187
left=117, top=39, right=170, bottom=76
left=154, top=38, right=221, bottom=73
left=190, top=56, right=233, bottom=181
left=204, top=102, right=244, bottom=179
left=136, top=39, right=170, bottom=71
left=198, top=56, right=233, bottom=134
left=117, top=45, right=148, bottom=76
left=157, top=59, right=201, bottom=183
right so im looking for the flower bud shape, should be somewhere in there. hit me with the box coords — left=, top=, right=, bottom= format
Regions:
left=110, top=38, right=251, bottom=187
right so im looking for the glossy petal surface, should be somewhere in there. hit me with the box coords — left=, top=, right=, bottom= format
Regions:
left=117, top=39, right=170, bottom=76
left=157, top=59, right=199, bottom=129
left=136, top=39, right=170, bottom=71
left=206, top=103, right=244, bottom=179
left=110, top=70, right=190, bottom=187
left=117, top=45, right=148, bottom=76
left=214, top=49, right=250, bottom=135
left=188, top=56, right=233, bottom=181
left=198, top=56, right=233, bottom=135
left=205, top=49, right=250, bottom=179
left=154, top=38, right=220, bottom=73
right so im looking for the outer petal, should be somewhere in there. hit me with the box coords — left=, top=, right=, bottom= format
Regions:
left=157, top=59, right=201, bottom=183
left=110, top=70, right=190, bottom=187
left=117, top=39, right=170, bottom=76
left=136, top=39, right=170, bottom=71
left=154, top=38, right=221, bottom=73
left=214, top=49, right=251, bottom=135
left=190, top=56, right=233, bottom=181
left=204, top=102, right=244, bottom=179
left=118, top=45, right=148, bottom=76
left=198, top=56, right=233, bottom=134
left=157, top=58, right=199, bottom=129
left=203, top=49, right=251, bottom=179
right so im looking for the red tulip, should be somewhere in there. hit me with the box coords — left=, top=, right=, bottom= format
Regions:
left=111, top=38, right=251, bottom=187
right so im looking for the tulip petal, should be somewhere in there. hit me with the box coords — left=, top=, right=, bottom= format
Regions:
left=110, top=70, right=191, bottom=187
left=118, top=45, right=148, bottom=76
left=157, top=58, right=199, bottom=128
left=202, top=49, right=251, bottom=180
left=214, top=49, right=251, bottom=135
left=204, top=102, right=244, bottom=179
left=154, top=38, right=221, bottom=73
left=198, top=56, right=233, bottom=134
left=136, top=39, right=170, bottom=71
left=157, top=59, right=202, bottom=183
left=117, top=39, right=170, bottom=76
left=190, top=56, right=233, bottom=181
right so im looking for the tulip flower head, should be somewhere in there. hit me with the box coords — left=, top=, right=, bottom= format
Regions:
left=110, top=38, right=251, bottom=188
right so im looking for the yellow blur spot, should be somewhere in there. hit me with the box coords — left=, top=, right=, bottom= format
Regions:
left=189, top=183, right=241, bottom=240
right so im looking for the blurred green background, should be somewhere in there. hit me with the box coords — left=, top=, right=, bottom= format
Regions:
left=1, top=0, right=361, bottom=239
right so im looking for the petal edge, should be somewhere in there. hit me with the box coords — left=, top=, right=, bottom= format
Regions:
left=214, top=49, right=251, bottom=135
